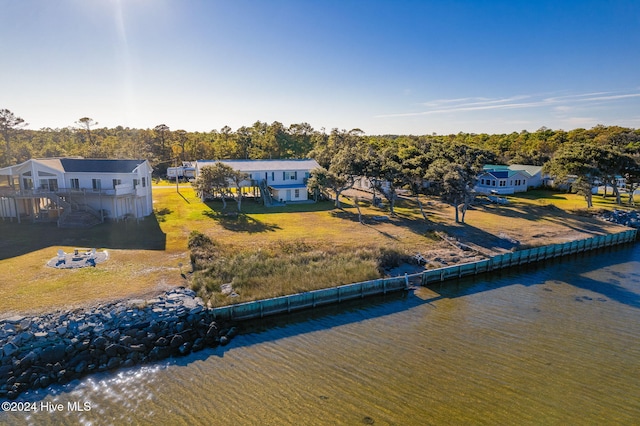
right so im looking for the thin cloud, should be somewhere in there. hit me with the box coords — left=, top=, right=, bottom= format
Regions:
left=581, top=93, right=640, bottom=102
left=378, top=89, right=640, bottom=118
left=421, top=97, right=490, bottom=107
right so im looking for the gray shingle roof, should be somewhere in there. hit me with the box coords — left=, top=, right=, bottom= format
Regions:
left=58, top=159, right=146, bottom=173
left=197, top=159, right=319, bottom=172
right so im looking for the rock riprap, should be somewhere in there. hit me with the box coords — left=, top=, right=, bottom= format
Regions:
left=599, top=209, right=640, bottom=228
left=0, top=287, right=236, bottom=400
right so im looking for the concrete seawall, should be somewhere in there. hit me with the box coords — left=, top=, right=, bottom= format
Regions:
left=211, top=229, right=638, bottom=322
left=421, top=229, right=637, bottom=285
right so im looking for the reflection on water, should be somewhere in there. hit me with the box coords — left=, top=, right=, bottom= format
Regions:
left=3, top=243, right=640, bottom=425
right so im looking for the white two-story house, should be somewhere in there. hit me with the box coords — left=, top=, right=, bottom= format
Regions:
left=0, top=158, right=153, bottom=227
left=194, top=159, right=320, bottom=205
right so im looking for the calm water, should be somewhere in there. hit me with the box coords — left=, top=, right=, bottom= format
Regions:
left=2, top=243, right=640, bottom=425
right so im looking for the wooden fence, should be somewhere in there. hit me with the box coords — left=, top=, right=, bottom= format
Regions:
left=212, top=229, right=637, bottom=321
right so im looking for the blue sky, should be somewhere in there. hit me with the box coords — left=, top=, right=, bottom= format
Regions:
left=1, top=0, right=639, bottom=135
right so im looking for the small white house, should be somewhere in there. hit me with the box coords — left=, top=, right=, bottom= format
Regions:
left=353, top=176, right=392, bottom=196
left=194, top=159, right=320, bottom=204
left=0, top=158, right=153, bottom=226
left=475, top=164, right=543, bottom=195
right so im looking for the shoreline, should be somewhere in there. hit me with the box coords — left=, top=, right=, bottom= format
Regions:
left=2, top=228, right=636, bottom=400
left=0, top=287, right=236, bottom=401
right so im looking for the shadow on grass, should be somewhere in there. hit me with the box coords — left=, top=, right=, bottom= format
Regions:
left=478, top=201, right=612, bottom=235
left=155, top=207, right=173, bottom=221
left=0, top=215, right=167, bottom=260
left=443, top=222, right=520, bottom=252
left=329, top=207, right=433, bottom=241
left=201, top=199, right=335, bottom=233
left=203, top=210, right=281, bottom=233
left=178, top=192, right=191, bottom=204
left=204, top=199, right=335, bottom=215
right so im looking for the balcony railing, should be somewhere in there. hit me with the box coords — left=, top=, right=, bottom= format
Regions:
left=0, top=187, right=139, bottom=197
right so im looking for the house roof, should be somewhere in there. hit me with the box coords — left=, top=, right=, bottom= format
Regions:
left=479, top=169, right=525, bottom=179
left=58, top=158, right=146, bottom=173
left=0, top=158, right=148, bottom=176
left=483, top=164, right=542, bottom=178
left=197, top=159, right=320, bottom=172
left=486, top=170, right=510, bottom=179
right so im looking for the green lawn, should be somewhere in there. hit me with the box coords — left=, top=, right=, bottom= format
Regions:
left=0, top=186, right=632, bottom=316
left=508, top=187, right=639, bottom=211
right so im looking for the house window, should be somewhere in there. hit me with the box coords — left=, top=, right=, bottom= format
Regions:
left=42, top=178, right=58, bottom=192
left=92, top=179, right=102, bottom=191
left=294, top=189, right=300, bottom=198
left=142, top=177, right=146, bottom=187
left=133, top=179, right=139, bottom=189
left=271, top=172, right=275, bottom=181
left=491, top=181, right=496, bottom=186
left=284, top=171, right=297, bottom=180
left=481, top=179, right=485, bottom=185
left=499, top=180, right=506, bottom=187
left=70, top=178, right=79, bottom=190
left=112, top=179, right=121, bottom=188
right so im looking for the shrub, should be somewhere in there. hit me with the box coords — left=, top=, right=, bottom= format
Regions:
left=188, top=230, right=220, bottom=270
left=375, top=247, right=411, bottom=274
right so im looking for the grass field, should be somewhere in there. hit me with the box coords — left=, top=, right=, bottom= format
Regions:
left=0, top=185, right=634, bottom=317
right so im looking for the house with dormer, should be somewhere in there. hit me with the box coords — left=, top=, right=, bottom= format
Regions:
left=0, top=158, right=153, bottom=226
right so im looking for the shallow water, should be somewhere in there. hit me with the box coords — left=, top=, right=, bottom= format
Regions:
left=2, top=243, right=640, bottom=425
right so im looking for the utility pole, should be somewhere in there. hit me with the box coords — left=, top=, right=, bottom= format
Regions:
left=175, top=158, right=179, bottom=193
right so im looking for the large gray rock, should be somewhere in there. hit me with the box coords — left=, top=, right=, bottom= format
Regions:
left=170, top=334, right=185, bottom=349
left=40, top=344, right=67, bottom=364
left=0, top=364, right=13, bottom=380
left=106, top=357, right=121, bottom=370
left=92, top=336, right=108, bottom=350
left=10, top=331, right=34, bottom=346
left=18, top=350, right=39, bottom=369
left=2, top=342, right=19, bottom=357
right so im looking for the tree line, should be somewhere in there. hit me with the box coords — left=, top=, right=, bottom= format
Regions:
left=0, top=110, right=321, bottom=174
left=2, top=108, right=639, bottom=218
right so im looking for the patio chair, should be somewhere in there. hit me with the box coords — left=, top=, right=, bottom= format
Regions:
left=57, top=249, right=66, bottom=265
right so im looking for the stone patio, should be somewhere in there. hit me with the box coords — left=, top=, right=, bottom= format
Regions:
left=46, top=249, right=109, bottom=269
